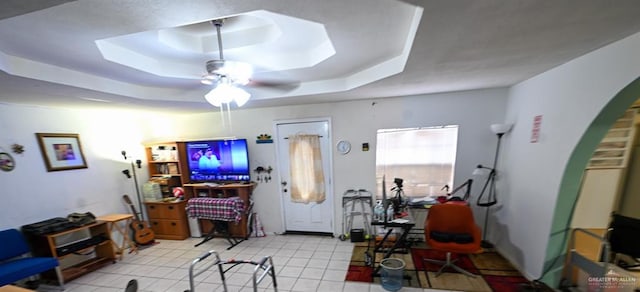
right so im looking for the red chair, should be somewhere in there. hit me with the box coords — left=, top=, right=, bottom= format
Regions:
left=423, top=203, right=482, bottom=277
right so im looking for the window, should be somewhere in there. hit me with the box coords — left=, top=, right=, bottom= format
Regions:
left=376, top=126, right=458, bottom=198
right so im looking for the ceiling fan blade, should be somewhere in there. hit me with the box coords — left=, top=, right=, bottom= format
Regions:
left=247, top=79, right=300, bottom=92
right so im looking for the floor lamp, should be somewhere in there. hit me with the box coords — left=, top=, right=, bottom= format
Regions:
left=473, top=123, right=512, bottom=249
left=121, top=150, right=144, bottom=220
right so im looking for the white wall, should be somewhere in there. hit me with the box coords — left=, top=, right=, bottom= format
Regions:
left=146, top=88, right=509, bottom=235
left=0, top=88, right=508, bottom=238
left=0, top=104, right=179, bottom=229
left=499, top=31, right=640, bottom=280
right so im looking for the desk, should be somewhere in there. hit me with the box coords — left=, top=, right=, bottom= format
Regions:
left=96, top=214, right=137, bottom=260
left=407, top=204, right=435, bottom=241
left=371, top=213, right=415, bottom=277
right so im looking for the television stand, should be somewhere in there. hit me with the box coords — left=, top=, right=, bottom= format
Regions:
left=182, top=182, right=256, bottom=239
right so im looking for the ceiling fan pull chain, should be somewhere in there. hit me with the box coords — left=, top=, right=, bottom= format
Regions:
left=226, top=102, right=233, bottom=133
left=219, top=105, right=226, bottom=130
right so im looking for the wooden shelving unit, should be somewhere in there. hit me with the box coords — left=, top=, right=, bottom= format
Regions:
left=143, top=141, right=255, bottom=240
left=26, top=221, right=115, bottom=283
left=145, top=142, right=186, bottom=198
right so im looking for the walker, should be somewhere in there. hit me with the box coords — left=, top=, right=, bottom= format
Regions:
left=185, top=250, right=277, bottom=292
left=339, top=189, right=373, bottom=241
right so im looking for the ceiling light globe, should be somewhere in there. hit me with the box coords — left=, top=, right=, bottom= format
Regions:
left=204, top=83, right=250, bottom=107
left=234, top=89, right=251, bottom=107
left=490, top=123, right=513, bottom=135
left=204, top=90, right=223, bottom=107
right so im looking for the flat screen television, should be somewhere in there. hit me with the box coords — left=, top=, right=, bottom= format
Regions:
left=184, top=138, right=250, bottom=183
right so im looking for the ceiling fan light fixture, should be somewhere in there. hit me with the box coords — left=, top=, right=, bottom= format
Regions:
left=205, top=60, right=253, bottom=86
left=205, top=83, right=251, bottom=108
left=202, top=18, right=253, bottom=108
left=225, top=61, right=253, bottom=85
left=234, top=90, right=250, bottom=107
left=200, top=76, right=214, bottom=85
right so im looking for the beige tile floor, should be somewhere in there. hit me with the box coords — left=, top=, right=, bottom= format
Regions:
left=35, top=234, right=457, bottom=292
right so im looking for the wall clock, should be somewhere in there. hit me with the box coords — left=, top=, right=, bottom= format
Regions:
left=336, top=140, right=351, bottom=155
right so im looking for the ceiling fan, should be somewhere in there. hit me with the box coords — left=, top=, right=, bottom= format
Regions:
left=200, top=19, right=252, bottom=88
left=200, top=19, right=298, bottom=107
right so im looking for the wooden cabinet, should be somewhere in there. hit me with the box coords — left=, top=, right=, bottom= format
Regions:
left=145, top=200, right=189, bottom=240
left=145, top=142, right=187, bottom=198
left=143, top=141, right=255, bottom=240
left=183, top=183, right=255, bottom=238
left=26, top=221, right=115, bottom=283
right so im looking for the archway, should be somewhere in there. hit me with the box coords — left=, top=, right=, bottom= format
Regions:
left=540, top=76, right=640, bottom=286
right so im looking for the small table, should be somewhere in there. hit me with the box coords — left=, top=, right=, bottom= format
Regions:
left=186, top=197, right=246, bottom=250
left=97, top=214, right=137, bottom=260
left=371, top=213, right=416, bottom=278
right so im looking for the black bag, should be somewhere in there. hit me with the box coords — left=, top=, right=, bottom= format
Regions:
left=22, top=217, right=79, bottom=235
left=67, top=212, right=96, bottom=226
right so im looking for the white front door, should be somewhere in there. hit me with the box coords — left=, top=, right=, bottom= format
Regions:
left=276, top=119, right=333, bottom=234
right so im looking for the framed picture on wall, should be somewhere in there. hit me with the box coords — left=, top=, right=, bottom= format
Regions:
left=36, top=133, right=88, bottom=172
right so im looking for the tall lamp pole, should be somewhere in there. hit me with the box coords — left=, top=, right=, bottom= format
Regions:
left=122, top=150, right=144, bottom=220
left=474, top=123, right=512, bottom=249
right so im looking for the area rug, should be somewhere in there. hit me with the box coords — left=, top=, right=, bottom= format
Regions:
left=345, top=241, right=537, bottom=291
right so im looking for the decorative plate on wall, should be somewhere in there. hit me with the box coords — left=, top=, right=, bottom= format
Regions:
left=0, top=152, right=15, bottom=171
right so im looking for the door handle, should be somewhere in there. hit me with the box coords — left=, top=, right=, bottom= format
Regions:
left=281, top=181, right=288, bottom=193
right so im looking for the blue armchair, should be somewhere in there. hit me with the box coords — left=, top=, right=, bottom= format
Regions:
left=0, top=229, right=63, bottom=287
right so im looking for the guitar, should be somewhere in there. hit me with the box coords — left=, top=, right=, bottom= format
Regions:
left=122, top=194, right=155, bottom=246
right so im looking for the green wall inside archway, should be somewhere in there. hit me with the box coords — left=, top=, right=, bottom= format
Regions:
left=541, top=76, right=640, bottom=287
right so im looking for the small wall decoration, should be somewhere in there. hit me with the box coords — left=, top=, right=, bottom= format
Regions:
left=11, top=144, right=24, bottom=154
left=256, top=134, right=273, bottom=144
left=254, top=165, right=273, bottom=182
left=36, top=133, right=88, bottom=172
left=531, top=115, right=542, bottom=143
left=0, top=152, right=15, bottom=172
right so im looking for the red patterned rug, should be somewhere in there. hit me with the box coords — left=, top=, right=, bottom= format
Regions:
left=411, top=248, right=479, bottom=274
left=346, top=242, right=540, bottom=291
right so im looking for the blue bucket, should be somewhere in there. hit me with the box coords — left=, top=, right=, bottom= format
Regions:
left=380, top=258, right=405, bottom=291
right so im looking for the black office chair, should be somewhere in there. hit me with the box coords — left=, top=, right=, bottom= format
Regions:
left=608, top=213, right=640, bottom=269
left=125, top=279, right=138, bottom=292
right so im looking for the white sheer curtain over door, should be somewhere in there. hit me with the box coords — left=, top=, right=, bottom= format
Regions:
left=289, top=134, right=326, bottom=204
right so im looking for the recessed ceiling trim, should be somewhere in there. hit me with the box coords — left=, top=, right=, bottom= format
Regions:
left=0, top=2, right=427, bottom=106
left=247, top=6, right=424, bottom=100
left=0, top=52, right=195, bottom=102
left=95, top=10, right=337, bottom=78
